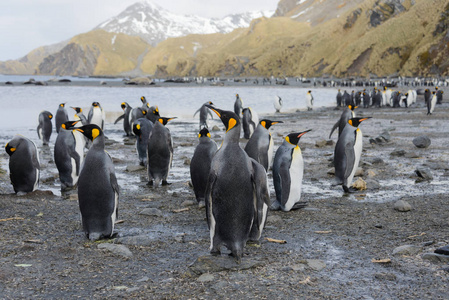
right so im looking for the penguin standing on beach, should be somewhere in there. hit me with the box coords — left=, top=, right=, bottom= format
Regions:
left=147, top=117, right=175, bottom=187
left=427, top=92, right=437, bottom=115
left=88, top=102, right=105, bottom=130
left=5, top=135, right=40, bottom=194
left=306, top=90, right=314, bottom=111
left=54, top=121, right=85, bottom=191
left=37, top=111, right=53, bottom=145
left=190, top=127, right=218, bottom=204
left=114, top=102, right=133, bottom=136
left=242, top=107, right=259, bottom=139
left=362, top=92, right=370, bottom=108
left=133, top=118, right=153, bottom=166
left=336, top=90, right=343, bottom=107
left=244, top=119, right=283, bottom=171
left=204, top=105, right=270, bottom=263
left=193, top=101, right=214, bottom=129
left=424, top=89, right=431, bottom=105
left=329, top=105, right=356, bottom=139
left=334, top=117, right=371, bottom=193
left=65, top=123, right=119, bottom=241
left=273, top=96, right=283, bottom=113
left=71, top=107, right=88, bottom=125
left=272, top=130, right=311, bottom=212
left=234, top=94, right=243, bottom=117
left=55, top=103, right=69, bottom=133
left=435, top=87, right=444, bottom=104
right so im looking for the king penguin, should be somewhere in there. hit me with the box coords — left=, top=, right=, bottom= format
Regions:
left=65, top=123, right=119, bottom=241
left=114, top=102, right=133, bottom=136
left=334, top=117, right=371, bottom=193
left=242, top=107, right=259, bottom=139
left=55, top=103, right=69, bottom=133
left=306, top=90, right=314, bottom=111
left=130, top=107, right=147, bottom=131
left=88, top=102, right=105, bottom=130
left=54, top=121, right=85, bottom=192
left=5, top=135, right=40, bottom=194
left=329, top=104, right=356, bottom=139
left=147, top=117, right=175, bottom=187
left=133, top=118, right=154, bottom=166
left=190, top=127, right=218, bottom=205
left=71, top=107, right=88, bottom=125
left=244, top=119, right=283, bottom=171
left=37, top=111, right=53, bottom=145
left=272, top=130, right=311, bottom=212
left=204, top=104, right=270, bottom=263
left=234, top=94, right=243, bottom=117
left=193, top=101, right=214, bottom=129
left=273, top=96, right=283, bottom=113
left=427, top=91, right=437, bottom=115
left=336, top=89, right=343, bottom=107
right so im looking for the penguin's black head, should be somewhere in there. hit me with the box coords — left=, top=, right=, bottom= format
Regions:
left=153, top=106, right=160, bottom=116
left=133, top=122, right=141, bottom=136
left=61, top=120, right=80, bottom=130
left=59, top=103, right=65, bottom=108
left=72, top=124, right=103, bottom=141
left=121, top=102, right=127, bottom=110
left=71, top=107, right=82, bottom=114
left=285, top=129, right=312, bottom=145
left=5, top=142, right=16, bottom=156
left=436, top=86, right=439, bottom=90
left=348, top=117, right=371, bottom=127
left=207, top=101, right=214, bottom=106
left=260, top=119, right=283, bottom=129
left=432, top=91, right=436, bottom=95
left=206, top=105, right=240, bottom=132
left=92, top=102, right=100, bottom=107
left=48, top=113, right=53, bottom=119
left=158, top=117, right=176, bottom=126
left=198, top=127, right=211, bottom=138
left=348, top=105, right=357, bottom=111
left=141, top=96, right=146, bottom=103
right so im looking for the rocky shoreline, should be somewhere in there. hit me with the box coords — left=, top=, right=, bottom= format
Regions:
left=1, top=95, right=449, bottom=298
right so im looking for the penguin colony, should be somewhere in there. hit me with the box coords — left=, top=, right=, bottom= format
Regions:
left=3, top=86, right=442, bottom=263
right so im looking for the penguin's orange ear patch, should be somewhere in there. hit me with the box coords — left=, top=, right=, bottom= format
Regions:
left=136, top=124, right=141, bottom=130
left=49, top=115, right=53, bottom=119
left=348, top=119, right=353, bottom=126
left=227, top=118, right=237, bottom=132
left=92, top=128, right=100, bottom=140
left=207, top=132, right=211, bottom=138
left=261, top=121, right=266, bottom=128
left=285, top=136, right=291, bottom=144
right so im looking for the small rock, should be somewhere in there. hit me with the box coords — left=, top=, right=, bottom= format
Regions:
left=139, top=208, right=164, bottom=217
left=366, top=169, right=376, bottom=177
left=325, top=140, right=334, bottom=146
left=126, top=165, right=145, bottom=172
left=197, top=273, right=215, bottom=282
left=434, top=245, right=449, bottom=256
left=183, top=159, right=191, bottom=165
left=374, top=272, right=397, bottom=281
left=390, top=149, right=406, bottom=157
left=189, top=255, right=264, bottom=275
left=211, top=125, right=221, bottom=131
left=266, top=215, right=283, bottom=223
left=354, top=167, right=364, bottom=176
left=366, top=157, right=384, bottom=165
left=116, top=235, right=155, bottom=246
left=422, top=253, right=449, bottom=263
left=394, top=200, right=412, bottom=212
left=181, top=200, right=196, bottom=207
left=97, top=243, right=133, bottom=258
left=315, top=140, right=327, bottom=148
left=392, top=245, right=421, bottom=256
left=302, top=259, right=326, bottom=271
left=365, top=178, right=380, bottom=189
left=413, top=136, right=431, bottom=148
left=327, top=168, right=335, bottom=175
left=404, top=152, right=420, bottom=158
left=352, top=178, right=366, bottom=190
left=290, top=264, right=306, bottom=271
left=415, top=167, right=433, bottom=181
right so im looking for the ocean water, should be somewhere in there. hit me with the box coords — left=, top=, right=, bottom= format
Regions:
left=0, top=78, right=338, bottom=146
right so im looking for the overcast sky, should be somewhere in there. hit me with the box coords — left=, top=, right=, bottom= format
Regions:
left=0, top=0, right=278, bottom=61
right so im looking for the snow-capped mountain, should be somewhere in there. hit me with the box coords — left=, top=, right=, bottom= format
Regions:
left=94, top=0, right=273, bottom=46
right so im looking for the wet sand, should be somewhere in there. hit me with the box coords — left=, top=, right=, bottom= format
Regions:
left=1, top=91, right=449, bottom=298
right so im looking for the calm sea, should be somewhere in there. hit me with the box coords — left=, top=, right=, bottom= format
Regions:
left=0, top=75, right=338, bottom=146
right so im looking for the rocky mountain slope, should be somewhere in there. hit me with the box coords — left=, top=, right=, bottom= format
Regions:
left=1, top=0, right=448, bottom=78
left=95, top=0, right=273, bottom=46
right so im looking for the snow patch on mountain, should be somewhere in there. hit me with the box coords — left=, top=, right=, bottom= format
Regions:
left=94, top=0, right=273, bottom=46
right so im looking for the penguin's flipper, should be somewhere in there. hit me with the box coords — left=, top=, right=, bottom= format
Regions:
left=114, top=114, right=125, bottom=124
left=167, top=131, right=173, bottom=168
left=204, top=172, right=217, bottom=230
left=343, top=142, right=355, bottom=180
left=251, top=159, right=270, bottom=207
left=68, top=144, right=81, bottom=175
left=329, top=121, right=339, bottom=139
left=110, top=172, right=120, bottom=219
left=87, top=108, right=93, bottom=123
left=193, top=108, right=200, bottom=117
left=279, top=160, right=291, bottom=207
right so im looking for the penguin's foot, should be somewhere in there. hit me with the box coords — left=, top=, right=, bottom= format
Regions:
left=147, top=180, right=153, bottom=186
left=210, top=249, right=221, bottom=256
left=162, top=180, right=171, bottom=186
left=343, top=185, right=358, bottom=194
left=139, top=161, right=144, bottom=166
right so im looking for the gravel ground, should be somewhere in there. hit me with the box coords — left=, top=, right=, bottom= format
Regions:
left=1, top=92, right=449, bottom=299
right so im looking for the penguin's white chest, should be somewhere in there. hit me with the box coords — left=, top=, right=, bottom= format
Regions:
left=91, top=107, right=104, bottom=128
left=347, top=128, right=363, bottom=186
left=284, top=146, right=304, bottom=211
